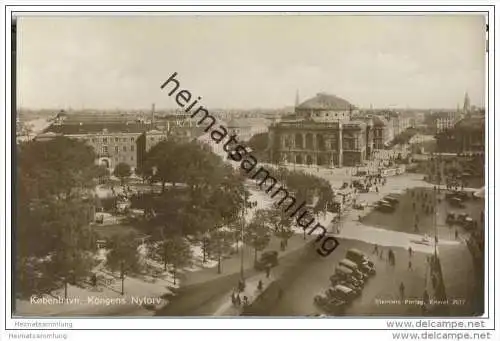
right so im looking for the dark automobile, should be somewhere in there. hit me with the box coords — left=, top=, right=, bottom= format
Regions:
left=330, top=265, right=365, bottom=287
left=345, top=248, right=376, bottom=276
left=327, top=284, right=357, bottom=303
left=333, top=267, right=364, bottom=287
left=254, top=250, right=278, bottom=271
left=449, top=197, right=465, bottom=208
left=313, top=294, right=346, bottom=314
left=446, top=212, right=457, bottom=225
left=376, top=203, right=396, bottom=213
left=339, top=259, right=368, bottom=280
left=329, top=276, right=362, bottom=295
left=383, top=196, right=400, bottom=206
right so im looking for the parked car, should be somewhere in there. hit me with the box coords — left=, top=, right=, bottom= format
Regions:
left=254, top=250, right=278, bottom=271
left=327, top=284, right=357, bottom=303
left=376, top=203, right=396, bottom=213
left=330, top=265, right=365, bottom=287
left=446, top=212, right=457, bottom=225
left=449, top=197, right=465, bottom=208
left=345, top=248, right=376, bottom=276
left=339, top=259, right=368, bottom=280
left=332, top=266, right=364, bottom=287
left=383, top=196, right=400, bottom=206
left=313, top=294, right=347, bottom=314
left=329, top=276, right=362, bottom=295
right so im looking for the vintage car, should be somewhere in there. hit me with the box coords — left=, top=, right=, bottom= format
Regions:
left=449, top=197, right=466, bottom=208
left=446, top=212, right=457, bottom=225
left=254, top=250, right=278, bottom=271
left=327, top=284, right=357, bottom=303
left=332, top=267, right=364, bottom=287
left=345, top=248, right=376, bottom=276
left=339, top=259, right=368, bottom=281
left=313, top=293, right=347, bottom=314
left=383, top=196, right=400, bottom=206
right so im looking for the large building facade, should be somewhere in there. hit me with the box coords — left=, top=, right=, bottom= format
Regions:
left=38, top=122, right=168, bottom=173
left=269, top=93, right=374, bottom=167
left=436, top=116, right=485, bottom=155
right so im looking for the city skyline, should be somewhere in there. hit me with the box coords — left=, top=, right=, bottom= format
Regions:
left=17, top=15, right=486, bottom=110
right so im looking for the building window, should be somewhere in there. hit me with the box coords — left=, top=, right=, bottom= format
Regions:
left=123, top=138, right=127, bottom=142
left=130, top=137, right=135, bottom=142
left=115, top=137, right=119, bottom=142
left=123, top=146, right=127, bottom=152
left=103, top=138, right=108, bottom=144
left=131, top=145, right=134, bottom=151
left=115, top=146, right=119, bottom=152
left=130, top=156, right=134, bottom=161
left=102, top=146, right=108, bottom=154
left=92, top=138, right=96, bottom=143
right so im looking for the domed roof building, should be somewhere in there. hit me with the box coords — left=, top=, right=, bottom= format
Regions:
left=295, top=93, right=357, bottom=122
left=268, top=92, right=374, bottom=168
left=297, top=92, right=356, bottom=111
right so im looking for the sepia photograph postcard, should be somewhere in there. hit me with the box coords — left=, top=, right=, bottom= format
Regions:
left=7, top=6, right=495, bottom=337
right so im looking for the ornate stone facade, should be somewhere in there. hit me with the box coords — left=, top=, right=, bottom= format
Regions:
left=269, top=93, right=374, bottom=167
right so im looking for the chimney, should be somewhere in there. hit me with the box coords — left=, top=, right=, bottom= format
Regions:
left=151, top=103, right=155, bottom=126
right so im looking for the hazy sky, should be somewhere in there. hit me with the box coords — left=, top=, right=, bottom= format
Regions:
left=17, top=14, right=486, bottom=110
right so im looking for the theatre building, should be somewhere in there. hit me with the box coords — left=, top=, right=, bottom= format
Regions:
left=268, top=93, right=374, bottom=167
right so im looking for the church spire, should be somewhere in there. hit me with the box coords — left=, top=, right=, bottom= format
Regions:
left=463, top=92, right=471, bottom=112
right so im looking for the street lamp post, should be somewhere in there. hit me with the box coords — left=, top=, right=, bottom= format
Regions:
left=240, top=194, right=246, bottom=282
left=120, top=260, right=125, bottom=295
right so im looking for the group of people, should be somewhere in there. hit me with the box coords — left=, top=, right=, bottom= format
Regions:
left=409, top=189, right=438, bottom=232
left=372, top=244, right=396, bottom=266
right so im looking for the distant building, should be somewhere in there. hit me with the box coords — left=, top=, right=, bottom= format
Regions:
left=435, top=116, right=485, bottom=154
left=431, top=111, right=462, bottom=133
left=268, top=93, right=373, bottom=167
left=38, top=122, right=168, bottom=173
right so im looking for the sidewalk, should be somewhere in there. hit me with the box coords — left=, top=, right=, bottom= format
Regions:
left=213, top=272, right=276, bottom=316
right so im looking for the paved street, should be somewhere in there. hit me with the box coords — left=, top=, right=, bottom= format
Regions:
left=267, top=238, right=432, bottom=316
left=155, top=167, right=484, bottom=317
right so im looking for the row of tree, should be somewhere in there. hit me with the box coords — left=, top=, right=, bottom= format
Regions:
left=17, top=137, right=103, bottom=298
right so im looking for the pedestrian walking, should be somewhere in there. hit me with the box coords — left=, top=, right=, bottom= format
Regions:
left=379, top=249, right=384, bottom=260
left=408, top=247, right=413, bottom=258
left=257, top=280, right=263, bottom=291
left=399, top=282, right=405, bottom=300
left=243, top=296, right=248, bottom=306
left=408, top=260, right=412, bottom=270
left=266, top=265, right=271, bottom=278
left=236, top=294, right=241, bottom=306
left=231, top=292, right=236, bottom=306
left=373, top=244, right=379, bottom=255
left=455, top=229, right=459, bottom=240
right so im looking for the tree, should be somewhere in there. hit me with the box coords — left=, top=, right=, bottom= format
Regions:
left=245, top=209, right=272, bottom=263
left=113, top=162, right=131, bottom=186
left=17, top=137, right=99, bottom=298
left=264, top=208, right=293, bottom=249
left=106, top=233, right=142, bottom=275
left=161, top=236, right=192, bottom=285
left=206, top=229, right=235, bottom=274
